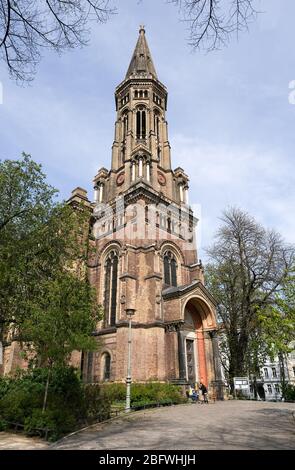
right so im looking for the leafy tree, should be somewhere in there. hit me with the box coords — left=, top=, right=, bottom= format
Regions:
left=258, top=275, right=295, bottom=397
left=0, top=153, right=58, bottom=339
left=206, top=207, right=294, bottom=387
left=259, top=274, right=295, bottom=357
left=0, top=154, right=100, bottom=391
left=22, top=273, right=100, bottom=368
left=21, top=271, right=101, bottom=411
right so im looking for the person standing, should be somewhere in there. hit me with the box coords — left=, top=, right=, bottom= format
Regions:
left=192, top=388, right=198, bottom=403
left=199, top=382, right=209, bottom=404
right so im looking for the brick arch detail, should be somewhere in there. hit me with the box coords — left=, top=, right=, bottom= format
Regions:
left=183, top=296, right=216, bottom=388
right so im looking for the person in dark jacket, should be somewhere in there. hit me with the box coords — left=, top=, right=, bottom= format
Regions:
left=199, top=382, right=209, bottom=403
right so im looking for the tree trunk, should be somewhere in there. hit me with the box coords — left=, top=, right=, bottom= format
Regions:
left=42, top=364, right=52, bottom=413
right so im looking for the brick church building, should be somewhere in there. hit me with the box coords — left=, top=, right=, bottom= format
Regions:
left=68, top=27, right=223, bottom=397
left=1, top=27, right=223, bottom=398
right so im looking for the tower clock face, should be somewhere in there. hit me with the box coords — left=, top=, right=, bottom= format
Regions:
left=157, top=172, right=166, bottom=186
left=116, top=172, right=125, bottom=186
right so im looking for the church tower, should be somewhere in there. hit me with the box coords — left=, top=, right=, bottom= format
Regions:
left=75, top=27, right=223, bottom=397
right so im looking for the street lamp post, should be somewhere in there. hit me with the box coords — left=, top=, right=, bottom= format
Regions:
left=125, top=308, right=136, bottom=413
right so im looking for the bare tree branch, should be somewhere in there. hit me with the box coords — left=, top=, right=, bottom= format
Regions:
left=206, top=207, right=295, bottom=380
left=0, top=0, right=115, bottom=82
left=170, top=0, right=259, bottom=51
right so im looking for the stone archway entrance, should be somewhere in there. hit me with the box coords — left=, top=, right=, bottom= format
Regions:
left=181, top=299, right=209, bottom=386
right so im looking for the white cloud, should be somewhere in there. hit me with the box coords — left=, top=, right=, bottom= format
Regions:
left=171, top=133, right=295, bottom=257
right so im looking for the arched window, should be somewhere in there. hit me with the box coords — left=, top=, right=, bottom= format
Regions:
left=136, top=107, right=146, bottom=139
left=145, top=205, right=149, bottom=222
left=154, top=111, right=160, bottom=139
left=157, top=146, right=161, bottom=163
left=102, top=352, right=111, bottom=381
left=121, top=146, right=125, bottom=163
left=163, top=251, right=177, bottom=287
left=164, top=254, right=171, bottom=286
left=122, top=112, right=128, bottom=139
left=171, top=258, right=177, bottom=286
left=104, top=250, right=119, bottom=326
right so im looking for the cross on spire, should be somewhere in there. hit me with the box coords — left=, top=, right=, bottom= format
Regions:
left=125, top=26, right=157, bottom=79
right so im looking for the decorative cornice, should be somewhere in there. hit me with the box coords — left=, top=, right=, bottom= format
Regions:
left=164, top=321, right=184, bottom=332
left=119, top=273, right=137, bottom=280
left=162, top=280, right=200, bottom=300
left=162, top=280, right=217, bottom=307
left=93, top=327, right=117, bottom=336
left=116, top=320, right=166, bottom=330
left=144, top=273, right=162, bottom=281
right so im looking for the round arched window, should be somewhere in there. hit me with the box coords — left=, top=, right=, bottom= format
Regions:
left=104, top=250, right=119, bottom=327
left=163, top=251, right=177, bottom=287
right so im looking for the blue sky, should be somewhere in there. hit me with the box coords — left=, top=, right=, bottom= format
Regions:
left=0, top=0, right=295, bottom=258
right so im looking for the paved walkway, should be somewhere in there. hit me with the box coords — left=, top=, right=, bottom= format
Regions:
left=0, top=401, right=294, bottom=450
left=51, top=401, right=295, bottom=450
left=0, top=432, right=48, bottom=450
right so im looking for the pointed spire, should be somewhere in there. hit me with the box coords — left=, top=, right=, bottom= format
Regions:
left=125, top=26, right=158, bottom=80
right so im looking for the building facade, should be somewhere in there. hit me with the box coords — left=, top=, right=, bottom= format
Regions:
left=0, top=28, right=224, bottom=398
left=251, top=348, right=295, bottom=401
left=68, top=27, right=223, bottom=397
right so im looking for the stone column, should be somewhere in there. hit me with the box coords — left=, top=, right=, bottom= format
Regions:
left=146, top=162, right=150, bottom=182
left=184, top=187, right=189, bottom=204
left=178, top=330, right=187, bottom=382
left=179, top=184, right=184, bottom=202
left=131, top=162, right=136, bottom=182
left=209, top=330, right=224, bottom=400
left=99, top=183, right=104, bottom=202
left=197, top=329, right=208, bottom=386
left=139, top=158, right=143, bottom=178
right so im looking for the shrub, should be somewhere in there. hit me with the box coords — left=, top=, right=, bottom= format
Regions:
left=0, top=376, right=11, bottom=400
left=0, top=366, right=111, bottom=440
left=100, top=382, right=126, bottom=403
left=102, top=382, right=185, bottom=407
left=24, top=409, right=56, bottom=437
left=284, top=384, right=295, bottom=401
left=0, top=417, right=7, bottom=431
left=83, top=384, right=111, bottom=423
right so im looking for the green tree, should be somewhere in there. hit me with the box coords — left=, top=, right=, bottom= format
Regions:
left=0, top=153, right=58, bottom=340
left=259, top=274, right=295, bottom=356
left=206, top=207, right=294, bottom=388
left=21, top=272, right=101, bottom=411
left=258, top=275, right=295, bottom=397
left=0, top=153, right=100, bottom=383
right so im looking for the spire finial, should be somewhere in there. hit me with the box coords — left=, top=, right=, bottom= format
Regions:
left=125, top=26, right=157, bottom=79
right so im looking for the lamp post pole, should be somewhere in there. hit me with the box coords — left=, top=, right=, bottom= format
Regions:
left=125, top=308, right=136, bottom=413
